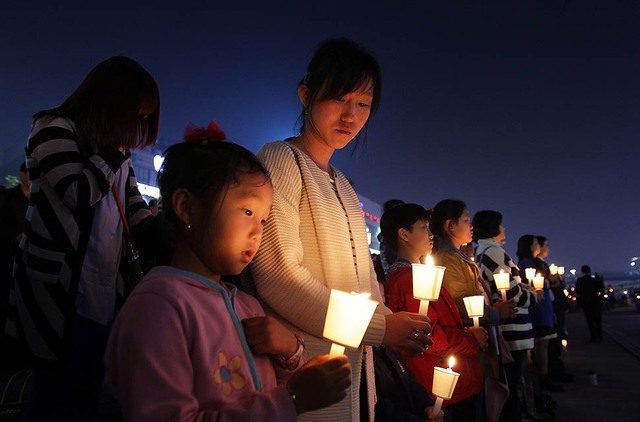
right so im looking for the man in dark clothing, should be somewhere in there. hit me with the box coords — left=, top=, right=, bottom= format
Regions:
left=575, top=265, right=605, bottom=341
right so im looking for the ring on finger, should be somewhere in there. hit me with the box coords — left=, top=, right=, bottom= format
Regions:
left=413, top=331, right=420, bottom=339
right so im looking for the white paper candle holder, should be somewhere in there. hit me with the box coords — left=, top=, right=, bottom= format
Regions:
left=411, top=255, right=445, bottom=315
left=493, top=269, right=510, bottom=301
left=431, top=357, right=460, bottom=415
left=524, top=267, right=536, bottom=282
left=323, top=289, right=378, bottom=357
left=463, top=295, right=484, bottom=327
left=532, top=274, right=545, bottom=291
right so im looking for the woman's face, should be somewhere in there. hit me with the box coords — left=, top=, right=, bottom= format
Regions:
left=302, top=81, right=373, bottom=151
left=450, top=208, right=473, bottom=245
left=531, top=238, right=541, bottom=257
left=495, top=224, right=506, bottom=243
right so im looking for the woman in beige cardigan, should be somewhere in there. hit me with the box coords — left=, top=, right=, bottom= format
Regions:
left=245, top=39, right=432, bottom=421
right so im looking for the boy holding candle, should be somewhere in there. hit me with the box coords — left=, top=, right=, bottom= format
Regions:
left=381, top=203, right=487, bottom=421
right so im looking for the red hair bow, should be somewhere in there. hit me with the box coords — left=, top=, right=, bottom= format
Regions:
left=183, top=120, right=227, bottom=144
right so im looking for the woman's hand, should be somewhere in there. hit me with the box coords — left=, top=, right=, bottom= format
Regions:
left=286, top=355, right=351, bottom=414
left=494, top=298, right=517, bottom=319
left=468, top=326, right=489, bottom=349
left=535, top=290, right=545, bottom=302
left=383, top=312, right=433, bottom=357
left=242, top=316, right=298, bottom=358
left=425, top=405, right=444, bottom=421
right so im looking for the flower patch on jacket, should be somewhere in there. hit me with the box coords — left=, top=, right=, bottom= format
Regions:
left=213, top=351, right=245, bottom=395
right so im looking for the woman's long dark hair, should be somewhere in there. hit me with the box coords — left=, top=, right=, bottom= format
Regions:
left=517, top=234, right=536, bottom=261
left=33, top=56, right=160, bottom=151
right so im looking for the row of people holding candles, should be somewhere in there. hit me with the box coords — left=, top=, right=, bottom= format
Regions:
left=324, top=286, right=460, bottom=416
left=323, top=253, right=566, bottom=418
left=323, top=255, right=463, bottom=413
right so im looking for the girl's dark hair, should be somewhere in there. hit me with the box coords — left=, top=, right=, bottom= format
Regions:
left=472, top=210, right=503, bottom=241
left=158, top=141, right=269, bottom=238
left=430, top=199, right=467, bottom=249
left=517, top=234, right=536, bottom=261
left=380, top=203, right=431, bottom=252
left=298, top=38, right=382, bottom=151
left=33, top=56, right=160, bottom=151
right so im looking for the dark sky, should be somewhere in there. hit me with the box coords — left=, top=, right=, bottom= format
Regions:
left=1, top=1, right=639, bottom=273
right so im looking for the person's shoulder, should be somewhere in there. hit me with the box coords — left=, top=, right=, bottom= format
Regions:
left=257, top=140, right=292, bottom=157
left=434, top=248, right=458, bottom=263
left=32, top=116, right=76, bottom=133
left=256, top=141, right=298, bottom=167
left=132, top=267, right=209, bottom=301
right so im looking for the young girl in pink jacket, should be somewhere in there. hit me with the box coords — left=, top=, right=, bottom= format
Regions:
left=105, top=121, right=351, bottom=421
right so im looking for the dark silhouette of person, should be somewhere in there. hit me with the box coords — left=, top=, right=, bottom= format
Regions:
left=0, top=161, right=30, bottom=369
left=575, top=265, right=605, bottom=341
left=377, top=199, right=405, bottom=273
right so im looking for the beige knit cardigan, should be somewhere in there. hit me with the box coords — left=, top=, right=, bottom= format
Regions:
left=245, top=141, right=390, bottom=421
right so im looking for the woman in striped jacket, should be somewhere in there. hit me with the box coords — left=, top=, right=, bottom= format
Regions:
left=472, top=210, right=537, bottom=422
left=7, top=56, right=159, bottom=421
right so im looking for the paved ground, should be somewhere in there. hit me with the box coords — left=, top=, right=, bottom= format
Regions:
left=549, top=306, right=640, bottom=422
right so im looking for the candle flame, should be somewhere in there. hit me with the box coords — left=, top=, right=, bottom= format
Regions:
left=426, top=254, right=434, bottom=266
left=561, top=339, right=568, bottom=347
left=448, top=356, right=456, bottom=369
left=499, top=269, right=504, bottom=274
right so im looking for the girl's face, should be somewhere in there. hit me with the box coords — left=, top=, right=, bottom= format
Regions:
left=405, top=219, right=434, bottom=256
left=302, top=81, right=373, bottom=151
left=449, top=208, right=473, bottom=245
left=188, top=173, right=273, bottom=280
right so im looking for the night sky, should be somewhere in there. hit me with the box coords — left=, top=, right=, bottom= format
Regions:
left=2, top=1, right=639, bottom=274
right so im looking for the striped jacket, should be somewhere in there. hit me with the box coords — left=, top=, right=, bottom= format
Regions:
left=475, top=238, right=536, bottom=351
left=6, top=116, right=151, bottom=362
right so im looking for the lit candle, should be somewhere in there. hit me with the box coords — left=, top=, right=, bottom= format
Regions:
left=323, top=290, right=378, bottom=357
left=463, top=295, right=484, bottom=327
left=524, top=267, right=536, bottom=283
left=532, top=273, right=545, bottom=291
left=549, top=264, right=558, bottom=276
left=561, top=339, right=568, bottom=350
left=412, top=254, right=446, bottom=315
left=557, top=266, right=565, bottom=276
left=431, top=356, right=460, bottom=415
left=493, top=269, right=510, bottom=301
left=564, top=289, right=570, bottom=297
